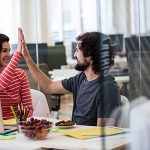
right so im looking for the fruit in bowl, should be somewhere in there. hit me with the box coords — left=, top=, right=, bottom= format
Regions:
left=18, top=118, right=53, bottom=140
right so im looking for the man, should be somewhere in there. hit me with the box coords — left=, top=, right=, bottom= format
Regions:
left=20, top=29, right=121, bottom=126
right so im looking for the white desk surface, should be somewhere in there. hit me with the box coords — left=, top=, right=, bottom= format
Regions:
left=0, top=127, right=130, bottom=150
left=49, top=69, right=129, bottom=83
left=115, top=76, right=129, bottom=83
left=49, top=69, right=79, bottom=81
left=0, top=118, right=131, bottom=150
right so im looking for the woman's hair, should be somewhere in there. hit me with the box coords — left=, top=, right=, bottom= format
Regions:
left=76, top=32, right=115, bottom=73
left=0, top=34, right=9, bottom=52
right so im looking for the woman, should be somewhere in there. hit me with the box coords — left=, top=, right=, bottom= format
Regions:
left=0, top=29, right=33, bottom=120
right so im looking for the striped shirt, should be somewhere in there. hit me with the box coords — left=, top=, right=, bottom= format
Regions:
left=0, top=52, right=33, bottom=120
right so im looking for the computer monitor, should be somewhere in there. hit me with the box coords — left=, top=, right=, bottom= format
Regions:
left=127, top=51, right=150, bottom=100
left=71, top=42, right=77, bottom=59
left=11, top=43, right=48, bottom=64
left=109, top=34, right=124, bottom=55
left=125, top=35, right=150, bottom=54
left=47, top=45, right=67, bottom=70
left=55, top=41, right=64, bottom=46
left=125, top=36, right=150, bottom=100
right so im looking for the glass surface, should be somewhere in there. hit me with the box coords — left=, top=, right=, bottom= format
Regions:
left=0, top=0, right=150, bottom=149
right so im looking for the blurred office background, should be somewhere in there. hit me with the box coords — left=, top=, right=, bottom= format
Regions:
left=1, top=0, right=150, bottom=122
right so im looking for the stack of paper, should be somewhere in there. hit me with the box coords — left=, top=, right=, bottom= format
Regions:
left=0, top=132, right=16, bottom=140
left=3, top=119, right=16, bottom=126
left=53, top=127, right=126, bottom=140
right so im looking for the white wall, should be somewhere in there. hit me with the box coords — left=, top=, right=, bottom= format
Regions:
left=19, top=0, right=48, bottom=43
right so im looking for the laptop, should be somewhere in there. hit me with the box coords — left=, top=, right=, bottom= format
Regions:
left=0, top=101, right=17, bottom=134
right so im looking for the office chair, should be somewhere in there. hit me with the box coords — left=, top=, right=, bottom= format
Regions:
left=130, top=99, right=150, bottom=150
left=18, top=63, right=52, bottom=110
left=117, top=95, right=129, bottom=127
left=47, top=46, right=67, bottom=113
left=30, top=89, right=51, bottom=117
left=18, top=63, right=49, bottom=89
left=111, top=95, right=129, bottom=128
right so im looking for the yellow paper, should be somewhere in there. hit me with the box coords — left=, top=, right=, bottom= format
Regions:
left=0, top=136, right=16, bottom=140
left=3, top=119, right=16, bottom=126
left=60, top=127, right=126, bottom=140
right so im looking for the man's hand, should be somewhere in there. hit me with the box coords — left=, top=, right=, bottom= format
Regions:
left=18, top=28, right=30, bottom=59
left=16, top=28, right=22, bottom=52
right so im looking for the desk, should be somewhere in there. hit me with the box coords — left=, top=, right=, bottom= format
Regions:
left=115, top=76, right=129, bottom=83
left=49, top=69, right=79, bottom=81
left=49, top=69, right=129, bottom=83
left=0, top=118, right=131, bottom=150
left=0, top=132, right=130, bottom=150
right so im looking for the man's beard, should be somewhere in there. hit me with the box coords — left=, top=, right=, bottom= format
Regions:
left=75, top=61, right=90, bottom=71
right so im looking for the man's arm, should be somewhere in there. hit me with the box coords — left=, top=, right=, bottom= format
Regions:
left=24, top=56, right=69, bottom=94
left=19, top=28, right=69, bottom=94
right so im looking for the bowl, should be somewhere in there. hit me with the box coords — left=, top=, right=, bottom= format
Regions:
left=18, top=118, right=53, bottom=140
left=55, top=120, right=75, bottom=126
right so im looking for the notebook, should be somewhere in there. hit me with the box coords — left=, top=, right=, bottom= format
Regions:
left=0, top=101, right=17, bottom=134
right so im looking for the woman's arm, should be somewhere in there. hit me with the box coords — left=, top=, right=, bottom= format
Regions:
left=0, top=28, right=23, bottom=90
left=20, top=70, right=33, bottom=117
left=0, top=52, right=22, bottom=89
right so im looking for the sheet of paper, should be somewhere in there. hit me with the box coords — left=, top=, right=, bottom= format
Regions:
left=58, top=127, right=126, bottom=140
left=0, top=135, right=16, bottom=140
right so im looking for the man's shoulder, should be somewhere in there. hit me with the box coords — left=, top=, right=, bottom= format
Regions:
left=62, top=71, right=85, bottom=85
left=102, top=74, right=117, bottom=86
left=74, top=72, right=86, bottom=82
left=103, top=74, right=115, bottom=81
left=75, top=71, right=85, bottom=78
left=66, top=71, right=85, bottom=80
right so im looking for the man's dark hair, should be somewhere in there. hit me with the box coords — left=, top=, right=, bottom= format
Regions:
left=0, top=34, right=9, bottom=52
left=76, top=32, right=115, bottom=74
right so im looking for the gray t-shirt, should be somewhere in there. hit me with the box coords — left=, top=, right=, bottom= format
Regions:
left=61, top=72, right=121, bottom=126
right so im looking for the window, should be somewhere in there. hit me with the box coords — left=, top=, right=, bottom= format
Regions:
left=0, top=0, right=20, bottom=43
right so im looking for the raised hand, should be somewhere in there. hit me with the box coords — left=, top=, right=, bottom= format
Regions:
left=18, top=28, right=30, bottom=59
left=16, top=28, right=22, bottom=52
